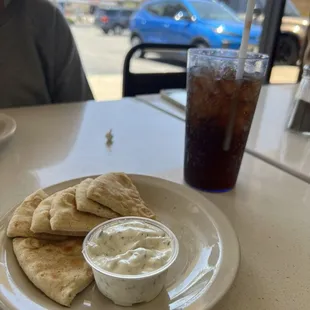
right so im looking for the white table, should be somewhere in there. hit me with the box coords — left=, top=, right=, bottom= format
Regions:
left=0, top=98, right=309, bottom=309
left=137, top=85, right=310, bottom=184
left=159, top=157, right=310, bottom=310
left=247, top=84, right=310, bottom=183
left=0, top=98, right=184, bottom=216
left=137, top=93, right=186, bottom=121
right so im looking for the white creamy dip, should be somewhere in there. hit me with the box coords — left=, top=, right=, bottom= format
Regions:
left=87, top=220, right=173, bottom=275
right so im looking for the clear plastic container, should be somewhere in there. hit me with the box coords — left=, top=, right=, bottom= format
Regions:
left=82, top=216, right=179, bottom=306
left=185, top=48, right=268, bottom=192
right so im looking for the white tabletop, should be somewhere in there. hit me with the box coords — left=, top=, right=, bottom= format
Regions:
left=0, top=98, right=184, bottom=216
left=247, top=84, right=310, bottom=183
left=137, top=85, right=310, bottom=183
left=137, top=93, right=186, bottom=121
left=0, top=98, right=309, bottom=309
left=159, top=156, right=310, bottom=310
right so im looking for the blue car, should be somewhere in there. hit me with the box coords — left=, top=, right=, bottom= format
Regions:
left=130, top=0, right=261, bottom=55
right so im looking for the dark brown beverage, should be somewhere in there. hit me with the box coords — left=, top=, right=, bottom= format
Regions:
left=184, top=67, right=263, bottom=191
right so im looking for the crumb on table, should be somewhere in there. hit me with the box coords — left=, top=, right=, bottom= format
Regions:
left=106, top=129, right=113, bottom=146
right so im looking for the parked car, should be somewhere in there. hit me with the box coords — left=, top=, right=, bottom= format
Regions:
left=94, top=7, right=135, bottom=35
left=232, top=0, right=309, bottom=65
left=129, top=0, right=261, bottom=59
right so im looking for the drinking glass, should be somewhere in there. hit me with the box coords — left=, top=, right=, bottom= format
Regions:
left=184, top=48, right=269, bottom=192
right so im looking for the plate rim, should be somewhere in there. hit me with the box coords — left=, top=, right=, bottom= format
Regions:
left=0, top=174, right=240, bottom=310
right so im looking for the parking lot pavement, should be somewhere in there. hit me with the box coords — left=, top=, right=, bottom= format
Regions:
left=71, top=26, right=183, bottom=75
left=71, top=25, right=184, bottom=100
left=71, top=25, right=300, bottom=101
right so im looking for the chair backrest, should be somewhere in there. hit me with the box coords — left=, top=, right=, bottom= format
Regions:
left=298, top=13, right=310, bottom=82
left=122, top=44, right=193, bottom=97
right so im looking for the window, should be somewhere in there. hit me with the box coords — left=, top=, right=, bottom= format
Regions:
left=147, top=3, right=165, bottom=17
left=94, top=8, right=105, bottom=17
left=122, top=10, right=134, bottom=17
left=283, top=2, right=299, bottom=17
left=256, top=0, right=300, bottom=17
left=104, top=9, right=120, bottom=17
left=67, top=0, right=300, bottom=103
left=162, top=3, right=188, bottom=19
left=189, top=1, right=240, bottom=22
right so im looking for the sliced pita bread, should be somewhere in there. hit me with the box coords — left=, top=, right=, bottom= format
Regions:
left=13, top=237, right=93, bottom=307
left=7, top=189, right=66, bottom=240
left=87, top=173, right=155, bottom=219
left=49, top=186, right=108, bottom=234
left=30, top=189, right=84, bottom=237
left=76, top=178, right=119, bottom=219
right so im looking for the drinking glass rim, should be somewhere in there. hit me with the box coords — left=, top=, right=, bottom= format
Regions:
left=188, top=48, right=269, bottom=60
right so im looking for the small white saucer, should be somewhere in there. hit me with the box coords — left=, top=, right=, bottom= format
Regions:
left=0, top=114, right=17, bottom=146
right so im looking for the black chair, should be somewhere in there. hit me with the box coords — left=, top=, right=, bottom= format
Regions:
left=298, top=13, right=309, bottom=82
left=122, top=43, right=194, bottom=97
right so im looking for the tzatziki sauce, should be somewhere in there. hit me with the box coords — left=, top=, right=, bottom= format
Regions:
left=87, top=219, right=173, bottom=275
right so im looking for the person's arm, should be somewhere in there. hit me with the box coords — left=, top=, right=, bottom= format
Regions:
left=32, top=1, right=94, bottom=103
left=51, top=9, right=94, bottom=103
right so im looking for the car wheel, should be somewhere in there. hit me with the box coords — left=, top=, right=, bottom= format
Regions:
left=131, top=36, right=144, bottom=58
left=275, top=35, right=299, bottom=65
left=103, top=28, right=113, bottom=35
left=194, top=41, right=209, bottom=49
left=113, top=25, right=123, bottom=35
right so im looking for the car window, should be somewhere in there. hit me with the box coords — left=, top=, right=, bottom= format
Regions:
left=256, top=0, right=299, bottom=17
left=146, top=3, right=166, bottom=16
left=95, top=8, right=106, bottom=16
left=122, top=10, right=134, bottom=17
left=283, top=2, right=300, bottom=16
left=162, top=3, right=189, bottom=19
left=105, top=10, right=120, bottom=17
left=189, top=1, right=240, bottom=22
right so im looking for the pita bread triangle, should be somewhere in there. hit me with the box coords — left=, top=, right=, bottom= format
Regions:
left=87, top=173, right=155, bottom=219
left=76, top=178, right=119, bottom=219
left=49, top=186, right=108, bottom=234
left=7, top=189, right=66, bottom=240
left=13, top=237, right=93, bottom=307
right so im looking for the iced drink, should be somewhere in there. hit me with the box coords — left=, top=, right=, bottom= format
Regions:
left=184, top=49, right=268, bottom=192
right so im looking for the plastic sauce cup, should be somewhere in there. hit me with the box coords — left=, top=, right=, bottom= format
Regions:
left=82, top=216, right=179, bottom=306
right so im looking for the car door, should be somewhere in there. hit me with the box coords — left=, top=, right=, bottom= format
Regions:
left=161, top=2, right=194, bottom=44
left=142, top=2, right=170, bottom=43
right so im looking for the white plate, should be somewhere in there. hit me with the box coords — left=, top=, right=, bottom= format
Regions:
left=0, top=174, right=239, bottom=310
left=0, top=113, right=16, bottom=146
